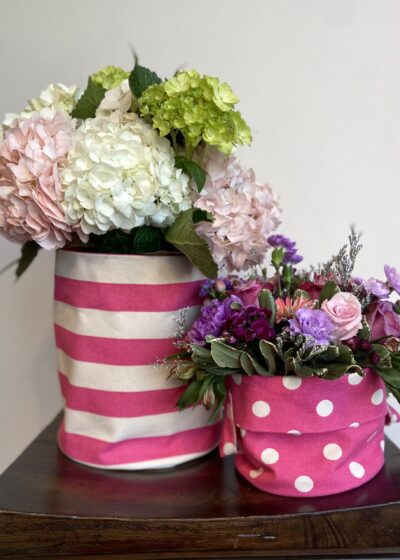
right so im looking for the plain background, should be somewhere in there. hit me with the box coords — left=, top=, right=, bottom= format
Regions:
left=0, top=0, right=400, bottom=474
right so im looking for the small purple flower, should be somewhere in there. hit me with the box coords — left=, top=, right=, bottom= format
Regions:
left=268, top=234, right=303, bottom=266
left=187, top=295, right=242, bottom=346
left=199, top=278, right=233, bottom=298
left=365, top=277, right=390, bottom=298
left=384, top=265, right=400, bottom=295
left=283, top=249, right=303, bottom=265
left=267, top=234, right=296, bottom=250
left=289, top=308, right=335, bottom=346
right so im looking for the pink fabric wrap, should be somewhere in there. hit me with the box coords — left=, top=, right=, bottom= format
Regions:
left=54, top=250, right=221, bottom=470
left=220, top=371, right=398, bottom=497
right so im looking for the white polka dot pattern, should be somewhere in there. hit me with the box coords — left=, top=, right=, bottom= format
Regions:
left=349, top=461, right=365, bottom=479
left=252, top=400, right=271, bottom=418
left=261, top=448, right=279, bottom=465
left=295, top=475, right=314, bottom=493
left=371, top=389, right=384, bottom=405
left=282, top=376, right=302, bottom=390
left=316, top=399, right=334, bottom=417
left=223, top=442, right=236, bottom=455
left=323, top=443, right=343, bottom=461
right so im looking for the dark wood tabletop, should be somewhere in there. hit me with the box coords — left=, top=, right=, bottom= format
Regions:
left=0, top=414, right=399, bottom=559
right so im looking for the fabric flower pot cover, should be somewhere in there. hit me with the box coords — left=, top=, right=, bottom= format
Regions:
left=54, top=251, right=221, bottom=469
left=220, top=371, right=397, bottom=497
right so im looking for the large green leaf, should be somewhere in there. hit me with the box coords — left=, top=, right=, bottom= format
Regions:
left=71, top=77, right=106, bottom=119
left=129, top=64, right=162, bottom=98
left=177, top=379, right=203, bottom=410
left=165, top=209, right=217, bottom=278
left=16, top=241, right=40, bottom=278
left=210, top=340, right=242, bottom=369
left=175, top=155, right=207, bottom=192
left=375, top=366, right=400, bottom=403
left=133, top=225, right=161, bottom=253
left=258, top=289, right=276, bottom=325
left=240, top=351, right=271, bottom=376
left=259, top=340, right=278, bottom=374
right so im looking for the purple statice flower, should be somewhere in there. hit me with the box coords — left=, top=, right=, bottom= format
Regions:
left=187, top=295, right=242, bottom=346
left=365, top=277, right=390, bottom=298
left=268, top=234, right=303, bottom=266
left=224, top=305, right=275, bottom=343
left=199, top=279, right=215, bottom=298
left=289, top=308, right=335, bottom=346
left=384, top=265, right=400, bottom=295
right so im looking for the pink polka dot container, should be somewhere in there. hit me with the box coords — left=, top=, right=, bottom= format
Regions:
left=220, top=370, right=398, bottom=497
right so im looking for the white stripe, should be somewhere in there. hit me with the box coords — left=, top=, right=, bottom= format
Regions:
left=58, top=446, right=218, bottom=470
left=63, top=406, right=218, bottom=442
left=55, top=250, right=205, bottom=284
left=54, top=301, right=199, bottom=340
left=57, top=350, right=181, bottom=392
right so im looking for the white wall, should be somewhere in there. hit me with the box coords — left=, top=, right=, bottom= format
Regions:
left=0, top=0, right=400, bottom=473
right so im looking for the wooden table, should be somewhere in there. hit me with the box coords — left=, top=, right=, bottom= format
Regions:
left=0, top=415, right=399, bottom=559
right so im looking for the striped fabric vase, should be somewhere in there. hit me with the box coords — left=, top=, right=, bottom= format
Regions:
left=54, top=250, right=221, bottom=470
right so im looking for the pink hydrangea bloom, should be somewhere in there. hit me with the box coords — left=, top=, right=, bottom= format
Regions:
left=0, top=111, right=85, bottom=249
left=194, top=149, right=281, bottom=271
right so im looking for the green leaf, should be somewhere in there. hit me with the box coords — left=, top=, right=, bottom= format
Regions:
left=259, top=340, right=278, bottom=374
left=177, top=379, right=203, bottom=410
left=371, top=344, right=392, bottom=369
left=16, top=241, right=40, bottom=278
left=192, top=209, right=210, bottom=224
left=240, top=351, right=271, bottom=376
left=71, top=77, right=106, bottom=119
left=210, top=340, right=242, bottom=368
left=357, top=317, right=371, bottom=341
left=129, top=64, right=162, bottom=99
left=165, top=209, right=217, bottom=278
left=258, top=289, right=276, bottom=325
left=133, top=225, right=161, bottom=254
left=175, top=155, right=207, bottom=192
left=319, top=280, right=340, bottom=305
left=375, top=367, right=400, bottom=403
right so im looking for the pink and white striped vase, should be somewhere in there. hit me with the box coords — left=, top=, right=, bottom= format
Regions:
left=54, top=250, right=221, bottom=470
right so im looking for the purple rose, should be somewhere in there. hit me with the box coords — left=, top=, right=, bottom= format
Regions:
left=384, top=265, right=400, bottom=295
left=289, top=308, right=336, bottom=346
left=365, top=277, right=390, bottom=298
left=187, top=295, right=242, bottom=346
left=366, top=300, right=400, bottom=340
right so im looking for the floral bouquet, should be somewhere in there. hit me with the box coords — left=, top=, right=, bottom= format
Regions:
left=0, top=62, right=280, bottom=277
left=0, top=61, right=282, bottom=470
left=168, top=231, right=400, bottom=496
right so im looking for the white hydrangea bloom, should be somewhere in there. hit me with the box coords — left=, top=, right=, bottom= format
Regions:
left=3, top=83, right=79, bottom=128
left=61, top=113, right=191, bottom=234
left=96, top=79, right=133, bottom=117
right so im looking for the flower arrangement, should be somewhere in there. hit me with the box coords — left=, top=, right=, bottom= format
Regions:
left=169, top=230, right=400, bottom=414
left=0, top=63, right=280, bottom=277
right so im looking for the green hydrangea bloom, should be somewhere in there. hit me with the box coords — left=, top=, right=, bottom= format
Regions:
left=139, top=70, right=252, bottom=155
left=92, top=65, right=129, bottom=90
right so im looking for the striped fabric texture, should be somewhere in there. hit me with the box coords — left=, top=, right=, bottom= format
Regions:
left=54, top=251, right=221, bottom=470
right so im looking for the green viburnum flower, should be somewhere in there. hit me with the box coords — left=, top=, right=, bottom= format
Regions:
left=139, top=69, right=252, bottom=155
left=92, top=65, right=129, bottom=90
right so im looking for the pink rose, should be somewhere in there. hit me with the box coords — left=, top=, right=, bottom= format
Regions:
left=366, top=300, right=400, bottom=340
left=321, top=292, right=362, bottom=341
left=233, top=280, right=274, bottom=307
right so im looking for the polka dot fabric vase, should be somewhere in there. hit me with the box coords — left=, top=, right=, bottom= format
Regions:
left=220, top=370, right=397, bottom=497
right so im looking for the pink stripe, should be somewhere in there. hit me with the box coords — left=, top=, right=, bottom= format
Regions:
left=58, top=421, right=221, bottom=466
left=55, top=325, right=176, bottom=366
left=59, top=372, right=185, bottom=418
left=54, top=276, right=203, bottom=312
